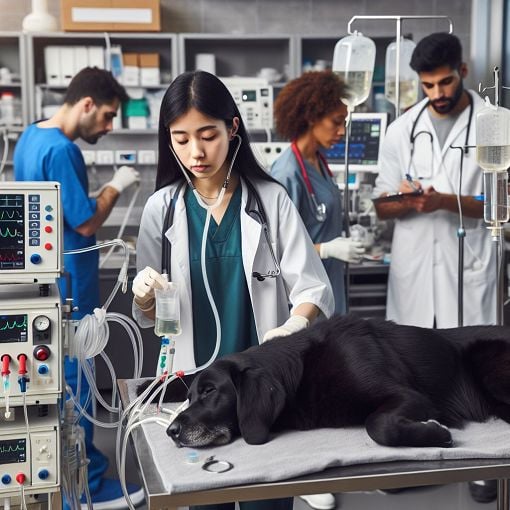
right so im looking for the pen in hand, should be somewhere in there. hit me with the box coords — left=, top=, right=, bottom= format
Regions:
left=405, top=174, right=423, bottom=194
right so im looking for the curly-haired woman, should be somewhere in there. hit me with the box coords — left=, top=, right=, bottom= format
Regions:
left=271, top=71, right=365, bottom=319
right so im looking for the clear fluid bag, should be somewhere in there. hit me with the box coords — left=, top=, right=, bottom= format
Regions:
left=476, top=100, right=510, bottom=172
left=332, top=31, right=376, bottom=108
left=154, top=281, right=182, bottom=337
left=384, top=37, right=419, bottom=110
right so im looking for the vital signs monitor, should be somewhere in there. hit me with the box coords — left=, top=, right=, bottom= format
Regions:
left=0, top=182, right=62, bottom=284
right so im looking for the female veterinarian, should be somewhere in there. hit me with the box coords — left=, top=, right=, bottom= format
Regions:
left=131, top=70, right=334, bottom=510
left=271, top=71, right=365, bottom=315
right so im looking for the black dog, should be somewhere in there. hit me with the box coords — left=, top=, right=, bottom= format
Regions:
left=164, top=315, right=510, bottom=448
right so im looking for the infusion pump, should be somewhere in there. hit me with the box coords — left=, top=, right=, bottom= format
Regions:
left=0, top=406, right=59, bottom=496
left=220, top=77, right=273, bottom=130
left=0, top=284, right=62, bottom=406
left=0, top=182, right=63, bottom=284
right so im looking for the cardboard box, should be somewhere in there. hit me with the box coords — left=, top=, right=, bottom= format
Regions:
left=122, top=53, right=138, bottom=66
left=139, top=53, right=159, bottom=68
left=60, top=0, right=161, bottom=32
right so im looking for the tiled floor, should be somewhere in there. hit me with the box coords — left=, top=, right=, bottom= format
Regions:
left=92, top=400, right=497, bottom=510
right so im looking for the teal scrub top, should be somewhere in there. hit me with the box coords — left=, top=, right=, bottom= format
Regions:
left=185, top=185, right=259, bottom=366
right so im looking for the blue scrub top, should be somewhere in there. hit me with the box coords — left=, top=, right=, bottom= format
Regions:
left=185, top=185, right=259, bottom=366
left=14, top=123, right=98, bottom=319
left=271, top=146, right=346, bottom=314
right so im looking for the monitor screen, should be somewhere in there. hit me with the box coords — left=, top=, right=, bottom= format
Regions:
left=325, top=113, right=388, bottom=172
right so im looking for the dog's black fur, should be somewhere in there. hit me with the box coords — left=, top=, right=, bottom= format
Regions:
left=158, top=315, right=510, bottom=448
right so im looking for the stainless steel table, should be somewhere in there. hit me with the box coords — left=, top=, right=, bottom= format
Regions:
left=118, top=380, right=510, bottom=510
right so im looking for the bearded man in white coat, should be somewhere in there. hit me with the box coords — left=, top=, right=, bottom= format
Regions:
left=374, top=32, right=496, bottom=329
left=374, top=32, right=498, bottom=504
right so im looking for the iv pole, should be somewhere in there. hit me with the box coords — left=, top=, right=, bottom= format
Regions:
left=346, top=15, right=454, bottom=117
left=479, top=67, right=510, bottom=326
left=337, top=15, right=453, bottom=312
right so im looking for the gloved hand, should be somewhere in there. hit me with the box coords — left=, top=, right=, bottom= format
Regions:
left=319, top=236, right=365, bottom=263
left=132, top=266, right=168, bottom=311
left=106, top=166, right=140, bottom=193
left=262, top=315, right=309, bottom=342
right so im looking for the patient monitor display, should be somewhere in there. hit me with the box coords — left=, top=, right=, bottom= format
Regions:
left=0, top=183, right=62, bottom=283
left=326, top=113, right=387, bottom=172
left=0, top=194, right=24, bottom=270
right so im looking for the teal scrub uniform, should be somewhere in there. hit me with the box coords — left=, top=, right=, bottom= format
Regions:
left=185, top=184, right=293, bottom=510
left=185, top=185, right=258, bottom=365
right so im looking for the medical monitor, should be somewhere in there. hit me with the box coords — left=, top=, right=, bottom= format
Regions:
left=0, top=182, right=62, bottom=284
left=326, top=112, right=388, bottom=173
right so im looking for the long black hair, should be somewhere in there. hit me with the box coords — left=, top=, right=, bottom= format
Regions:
left=156, top=70, right=276, bottom=191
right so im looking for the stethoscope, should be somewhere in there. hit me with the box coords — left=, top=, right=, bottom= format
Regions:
left=291, top=141, right=334, bottom=223
left=160, top=177, right=281, bottom=282
left=408, top=93, right=474, bottom=179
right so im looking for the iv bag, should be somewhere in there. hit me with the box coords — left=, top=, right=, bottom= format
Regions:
left=476, top=100, right=510, bottom=172
left=384, top=37, right=419, bottom=110
left=332, top=31, right=376, bottom=107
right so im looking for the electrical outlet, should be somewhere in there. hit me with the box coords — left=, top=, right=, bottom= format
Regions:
left=81, top=150, right=95, bottom=166
left=138, top=150, right=156, bottom=165
left=96, top=150, right=114, bottom=165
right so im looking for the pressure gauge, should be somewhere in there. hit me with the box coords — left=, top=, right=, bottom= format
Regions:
left=33, top=315, right=50, bottom=332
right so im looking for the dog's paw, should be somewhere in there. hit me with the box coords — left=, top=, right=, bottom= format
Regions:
left=421, top=419, right=453, bottom=447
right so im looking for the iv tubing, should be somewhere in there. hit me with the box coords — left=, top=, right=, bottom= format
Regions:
left=100, top=185, right=140, bottom=269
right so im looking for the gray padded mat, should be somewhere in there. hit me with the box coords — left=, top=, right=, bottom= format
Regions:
left=125, top=379, right=510, bottom=494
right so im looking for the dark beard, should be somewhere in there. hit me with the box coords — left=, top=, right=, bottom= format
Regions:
left=430, top=81, right=464, bottom=114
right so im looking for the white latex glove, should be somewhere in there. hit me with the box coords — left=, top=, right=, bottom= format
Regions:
left=262, top=315, right=309, bottom=342
left=132, top=266, right=168, bottom=311
left=107, top=166, right=140, bottom=193
left=319, top=236, right=365, bottom=263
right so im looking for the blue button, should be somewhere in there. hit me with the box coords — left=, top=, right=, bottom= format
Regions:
left=1, top=474, right=11, bottom=485
left=30, top=254, right=42, bottom=264
left=38, top=365, right=49, bottom=375
left=45, top=214, right=53, bottom=221
left=38, top=469, right=49, bottom=480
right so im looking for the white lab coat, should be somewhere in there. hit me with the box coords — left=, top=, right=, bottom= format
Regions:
left=133, top=177, right=334, bottom=370
left=374, top=91, right=497, bottom=328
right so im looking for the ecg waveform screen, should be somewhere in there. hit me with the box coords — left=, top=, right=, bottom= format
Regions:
left=0, top=194, right=24, bottom=270
left=0, top=438, right=26, bottom=464
left=0, top=315, right=28, bottom=343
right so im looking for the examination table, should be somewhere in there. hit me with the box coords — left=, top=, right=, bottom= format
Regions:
left=118, top=379, right=510, bottom=510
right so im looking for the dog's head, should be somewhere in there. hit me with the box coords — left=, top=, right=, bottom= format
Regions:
left=166, top=357, right=294, bottom=446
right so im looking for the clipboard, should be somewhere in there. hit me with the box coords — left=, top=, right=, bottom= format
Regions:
left=372, top=190, right=423, bottom=204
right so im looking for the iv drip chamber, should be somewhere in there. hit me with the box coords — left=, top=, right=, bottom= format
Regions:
left=332, top=31, right=376, bottom=107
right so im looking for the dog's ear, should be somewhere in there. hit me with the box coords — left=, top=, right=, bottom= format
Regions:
left=234, top=367, right=286, bottom=445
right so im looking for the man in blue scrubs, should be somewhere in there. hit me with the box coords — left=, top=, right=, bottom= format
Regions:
left=14, top=67, right=142, bottom=509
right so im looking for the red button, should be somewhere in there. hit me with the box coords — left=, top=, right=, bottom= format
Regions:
left=34, top=346, right=50, bottom=361
left=44, top=243, right=53, bottom=250
left=15, top=473, right=25, bottom=485
left=44, top=226, right=53, bottom=233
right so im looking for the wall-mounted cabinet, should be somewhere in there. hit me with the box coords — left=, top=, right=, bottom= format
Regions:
left=178, top=33, right=296, bottom=82
left=25, top=32, right=178, bottom=131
